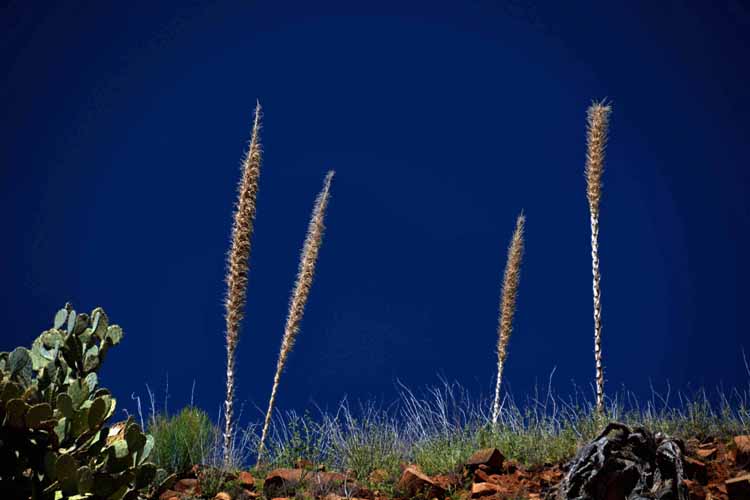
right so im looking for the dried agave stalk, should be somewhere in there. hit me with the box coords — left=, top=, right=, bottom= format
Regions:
left=257, top=171, right=335, bottom=463
left=585, top=101, right=612, bottom=415
left=222, top=101, right=262, bottom=462
left=492, top=213, right=526, bottom=424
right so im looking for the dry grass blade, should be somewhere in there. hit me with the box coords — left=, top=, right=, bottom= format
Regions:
left=585, top=100, right=612, bottom=415
left=222, top=101, right=263, bottom=462
left=257, top=170, right=335, bottom=463
left=492, top=213, right=526, bottom=424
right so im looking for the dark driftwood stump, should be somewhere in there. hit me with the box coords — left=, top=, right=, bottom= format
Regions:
left=553, top=422, right=688, bottom=500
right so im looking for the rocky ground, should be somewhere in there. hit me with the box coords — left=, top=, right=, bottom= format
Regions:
left=155, top=431, right=750, bottom=500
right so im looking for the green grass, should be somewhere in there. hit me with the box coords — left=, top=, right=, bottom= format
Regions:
left=148, top=406, right=218, bottom=474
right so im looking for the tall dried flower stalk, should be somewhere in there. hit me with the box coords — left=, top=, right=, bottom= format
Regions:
left=491, top=213, right=526, bottom=424
left=222, top=101, right=263, bottom=462
left=257, top=171, right=335, bottom=463
left=585, top=100, right=612, bottom=415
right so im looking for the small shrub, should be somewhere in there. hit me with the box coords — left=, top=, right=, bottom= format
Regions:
left=149, top=406, right=217, bottom=474
left=413, top=431, right=476, bottom=476
left=264, top=410, right=329, bottom=470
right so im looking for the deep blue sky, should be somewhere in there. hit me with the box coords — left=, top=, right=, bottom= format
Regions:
left=2, top=1, right=749, bottom=422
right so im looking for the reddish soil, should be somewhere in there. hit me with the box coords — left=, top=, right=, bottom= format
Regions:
left=153, top=435, right=750, bottom=500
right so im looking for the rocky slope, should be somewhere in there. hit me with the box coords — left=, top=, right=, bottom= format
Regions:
left=155, top=428, right=750, bottom=500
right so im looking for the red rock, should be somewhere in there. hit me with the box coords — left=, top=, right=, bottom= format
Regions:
left=174, top=478, right=200, bottom=495
left=685, top=457, right=708, bottom=484
left=318, top=471, right=348, bottom=485
left=726, top=475, right=750, bottom=500
left=214, top=493, right=232, bottom=500
left=735, top=436, right=750, bottom=468
left=349, top=485, right=374, bottom=499
left=538, top=468, right=563, bottom=486
left=465, top=448, right=505, bottom=473
left=472, top=468, right=490, bottom=483
left=159, top=491, right=181, bottom=500
left=696, top=448, right=717, bottom=460
left=264, top=468, right=357, bottom=498
left=683, top=479, right=706, bottom=500
left=264, top=469, right=303, bottom=498
left=397, top=466, right=446, bottom=499
left=433, top=473, right=461, bottom=490
left=502, top=460, right=519, bottom=474
left=470, top=482, right=502, bottom=498
left=487, top=473, right=506, bottom=485
left=685, top=439, right=700, bottom=456
left=238, top=471, right=255, bottom=489
left=512, top=468, right=530, bottom=480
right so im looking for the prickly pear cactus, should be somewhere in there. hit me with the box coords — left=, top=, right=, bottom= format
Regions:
left=0, top=303, right=157, bottom=500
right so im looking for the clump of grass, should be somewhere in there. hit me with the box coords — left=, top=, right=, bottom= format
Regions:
left=412, top=429, right=478, bottom=475
left=492, top=213, right=526, bottom=425
left=262, top=410, right=330, bottom=470
left=324, top=400, right=407, bottom=481
left=257, top=171, right=335, bottom=462
left=584, top=100, right=612, bottom=415
left=223, top=101, right=264, bottom=460
left=148, top=406, right=218, bottom=474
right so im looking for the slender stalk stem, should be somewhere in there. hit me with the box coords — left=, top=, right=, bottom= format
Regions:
left=585, top=101, right=612, bottom=416
left=223, top=102, right=263, bottom=464
left=257, top=171, right=335, bottom=464
left=492, top=213, right=526, bottom=424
